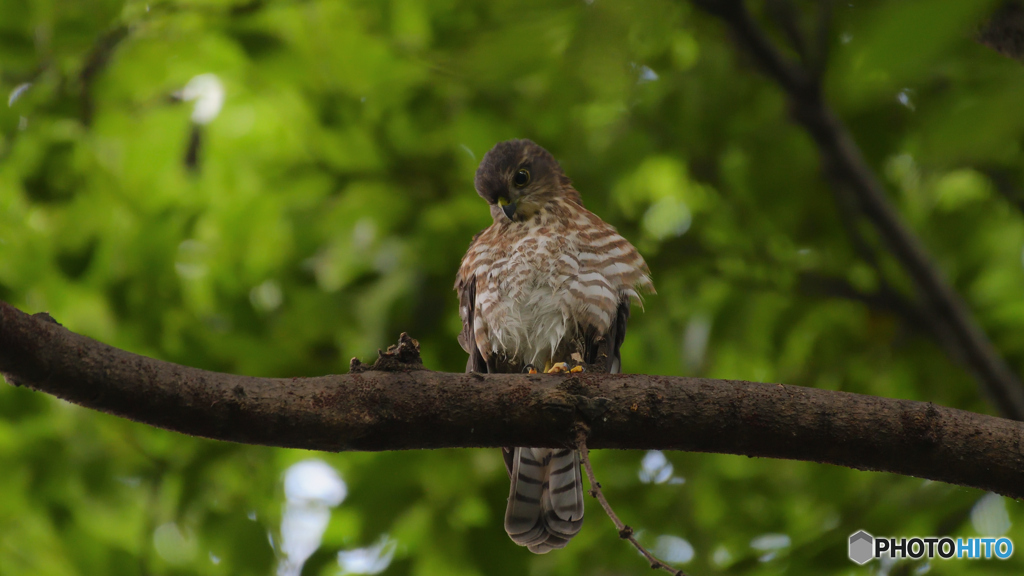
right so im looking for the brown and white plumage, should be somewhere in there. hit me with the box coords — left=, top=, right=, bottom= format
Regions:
left=455, top=139, right=654, bottom=553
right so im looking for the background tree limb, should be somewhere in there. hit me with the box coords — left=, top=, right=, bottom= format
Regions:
left=694, top=0, right=1024, bottom=421
left=3, top=300, right=1024, bottom=501
left=979, top=1, right=1024, bottom=61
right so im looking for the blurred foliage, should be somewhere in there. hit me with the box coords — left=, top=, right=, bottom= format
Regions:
left=3, top=0, right=1024, bottom=574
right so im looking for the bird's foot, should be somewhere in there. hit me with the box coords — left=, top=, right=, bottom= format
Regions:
left=546, top=362, right=569, bottom=374
left=546, top=362, right=584, bottom=374
left=524, top=364, right=538, bottom=374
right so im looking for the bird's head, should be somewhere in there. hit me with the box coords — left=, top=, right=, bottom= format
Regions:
left=474, top=139, right=581, bottom=223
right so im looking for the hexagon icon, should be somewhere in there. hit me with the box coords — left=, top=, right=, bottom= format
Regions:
left=848, top=530, right=874, bottom=565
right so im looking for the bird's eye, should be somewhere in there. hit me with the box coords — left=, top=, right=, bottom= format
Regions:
left=513, top=169, right=530, bottom=187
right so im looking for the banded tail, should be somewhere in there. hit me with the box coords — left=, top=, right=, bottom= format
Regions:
left=504, top=447, right=584, bottom=553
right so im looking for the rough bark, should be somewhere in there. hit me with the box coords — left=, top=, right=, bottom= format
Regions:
left=2, top=300, right=1024, bottom=500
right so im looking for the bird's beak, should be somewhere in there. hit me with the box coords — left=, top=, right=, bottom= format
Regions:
left=499, top=199, right=517, bottom=221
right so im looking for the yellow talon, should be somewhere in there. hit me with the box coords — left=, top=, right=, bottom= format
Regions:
left=546, top=362, right=570, bottom=374
left=569, top=365, right=584, bottom=373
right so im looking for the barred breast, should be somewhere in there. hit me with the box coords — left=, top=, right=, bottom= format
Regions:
left=456, top=199, right=653, bottom=368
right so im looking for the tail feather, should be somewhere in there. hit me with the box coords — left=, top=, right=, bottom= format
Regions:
left=504, top=447, right=584, bottom=553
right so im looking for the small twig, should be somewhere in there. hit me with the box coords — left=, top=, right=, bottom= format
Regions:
left=766, top=0, right=810, bottom=66
left=78, top=25, right=129, bottom=126
left=810, top=0, right=834, bottom=80
left=577, top=434, right=688, bottom=576
left=797, top=272, right=925, bottom=324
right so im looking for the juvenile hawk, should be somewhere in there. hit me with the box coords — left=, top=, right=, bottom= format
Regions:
left=455, top=139, right=654, bottom=553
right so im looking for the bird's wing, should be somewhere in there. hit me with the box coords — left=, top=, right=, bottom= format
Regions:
left=458, top=274, right=488, bottom=374
left=599, top=295, right=631, bottom=374
left=570, top=213, right=651, bottom=373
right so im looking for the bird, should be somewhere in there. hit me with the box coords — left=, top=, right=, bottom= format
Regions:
left=455, top=139, right=654, bottom=553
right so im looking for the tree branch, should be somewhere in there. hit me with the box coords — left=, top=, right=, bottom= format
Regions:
left=3, top=301, right=1024, bottom=500
left=797, top=272, right=928, bottom=327
left=695, top=0, right=1024, bottom=421
left=979, top=1, right=1024, bottom=61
